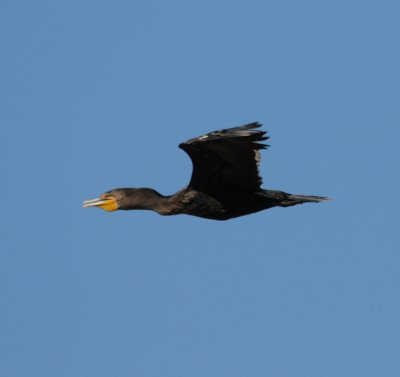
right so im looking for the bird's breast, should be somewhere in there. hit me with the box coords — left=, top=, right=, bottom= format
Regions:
left=161, top=190, right=226, bottom=219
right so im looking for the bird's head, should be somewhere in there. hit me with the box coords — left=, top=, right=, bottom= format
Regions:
left=82, top=190, right=123, bottom=212
left=83, top=188, right=163, bottom=212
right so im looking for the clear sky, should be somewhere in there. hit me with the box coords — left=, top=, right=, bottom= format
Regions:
left=1, top=0, right=399, bottom=376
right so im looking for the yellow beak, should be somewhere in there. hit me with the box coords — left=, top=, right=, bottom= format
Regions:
left=82, top=195, right=118, bottom=212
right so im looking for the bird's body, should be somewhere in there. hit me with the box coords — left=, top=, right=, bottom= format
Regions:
left=83, top=123, right=328, bottom=220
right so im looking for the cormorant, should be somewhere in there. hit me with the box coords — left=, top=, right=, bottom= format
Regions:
left=83, top=122, right=328, bottom=220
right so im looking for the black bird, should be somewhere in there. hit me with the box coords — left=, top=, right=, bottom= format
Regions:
left=83, top=122, right=328, bottom=220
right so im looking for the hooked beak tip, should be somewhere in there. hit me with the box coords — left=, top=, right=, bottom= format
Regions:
left=82, top=198, right=104, bottom=208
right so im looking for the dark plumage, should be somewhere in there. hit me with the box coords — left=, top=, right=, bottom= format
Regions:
left=83, top=122, right=328, bottom=220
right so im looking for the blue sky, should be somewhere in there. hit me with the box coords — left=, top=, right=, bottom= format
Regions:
left=1, top=0, right=399, bottom=376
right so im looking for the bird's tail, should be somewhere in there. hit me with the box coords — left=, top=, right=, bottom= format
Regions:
left=280, top=193, right=330, bottom=207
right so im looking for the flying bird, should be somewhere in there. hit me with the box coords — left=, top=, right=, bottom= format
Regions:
left=83, top=122, right=328, bottom=220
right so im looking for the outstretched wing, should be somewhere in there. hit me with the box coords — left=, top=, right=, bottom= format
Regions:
left=179, top=122, right=269, bottom=195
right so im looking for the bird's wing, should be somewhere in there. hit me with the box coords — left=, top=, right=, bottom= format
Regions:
left=179, top=122, right=269, bottom=195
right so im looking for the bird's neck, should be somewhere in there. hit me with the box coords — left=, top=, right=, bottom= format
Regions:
left=123, top=188, right=172, bottom=214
